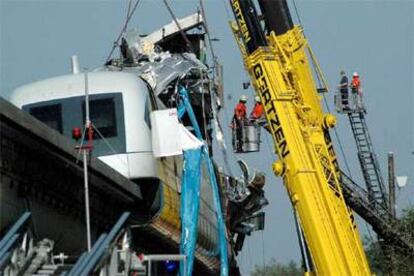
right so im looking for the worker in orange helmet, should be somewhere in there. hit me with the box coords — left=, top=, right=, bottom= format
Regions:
left=231, top=95, right=248, bottom=152
left=250, top=96, right=265, bottom=120
left=234, top=95, right=248, bottom=120
left=351, top=72, right=365, bottom=112
left=351, top=72, right=361, bottom=92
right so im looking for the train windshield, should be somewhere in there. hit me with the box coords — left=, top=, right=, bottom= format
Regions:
left=83, top=98, right=117, bottom=139
left=29, top=104, right=63, bottom=133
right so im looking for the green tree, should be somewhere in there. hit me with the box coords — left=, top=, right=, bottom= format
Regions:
left=251, top=259, right=302, bottom=276
left=251, top=208, right=414, bottom=275
left=365, top=208, right=414, bottom=276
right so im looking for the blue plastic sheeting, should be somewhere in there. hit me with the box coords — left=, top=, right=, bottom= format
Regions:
left=203, top=147, right=228, bottom=276
left=178, top=87, right=228, bottom=276
left=179, top=148, right=202, bottom=276
left=178, top=89, right=203, bottom=139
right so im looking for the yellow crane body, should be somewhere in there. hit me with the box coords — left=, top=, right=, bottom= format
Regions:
left=229, top=0, right=371, bottom=274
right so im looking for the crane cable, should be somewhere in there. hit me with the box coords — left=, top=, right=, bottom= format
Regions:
left=162, top=0, right=194, bottom=53
left=200, top=0, right=238, bottom=176
left=126, top=0, right=133, bottom=22
left=221, top=0, right=232, bottom=19
left=105, top=0, right=142, bottom=63
left=161, top=0, right=235, bottom=179
left=292, top=0, right=303, bottom=29
left=199, top=0, right=218, bottom=64
left=292, top=0, right=380, bottom=243
left=219, top=0, right=264, bottom=177
left=261, top=229, right=267, bottom=274
left=292, top=0, right=353, bottom=178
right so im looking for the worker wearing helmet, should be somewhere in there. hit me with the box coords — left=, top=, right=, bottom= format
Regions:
left=351, top=72, right=363, bottom=111
left=235, top=95, right=248, bottom=120
left=232, top=95, right=248, bottom=152
left=250, top=96, right=265, bottom=120
left=351, top=72, right=360, bottom=92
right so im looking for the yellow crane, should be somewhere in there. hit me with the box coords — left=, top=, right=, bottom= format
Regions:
left=228, top=0, right=371, bottom=274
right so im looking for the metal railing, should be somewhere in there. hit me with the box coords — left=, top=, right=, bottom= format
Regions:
left=144, top=254, right=187, bottom=276
left=68, top=212, right=131, bottom=276
left=231, top=119, right=262, bottom=153
left=0, top=212, right=34, bottom=274
left=334, top=90, right=365, bottom=114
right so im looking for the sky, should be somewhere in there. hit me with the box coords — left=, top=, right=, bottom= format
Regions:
left=1, top=0, right=413, bottom=274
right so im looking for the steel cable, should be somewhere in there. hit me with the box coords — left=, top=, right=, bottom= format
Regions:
left=105, top=0, right=142, bottom=63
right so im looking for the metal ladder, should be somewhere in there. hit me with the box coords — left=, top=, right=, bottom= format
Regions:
left=338, top=99, right=414, bottom=255
left=348, top=111, right=388, bottom=212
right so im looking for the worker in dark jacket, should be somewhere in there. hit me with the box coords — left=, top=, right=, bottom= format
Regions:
left=232, top=95, right=248, bottom=152
left=338, top=70, right=349, bottom=110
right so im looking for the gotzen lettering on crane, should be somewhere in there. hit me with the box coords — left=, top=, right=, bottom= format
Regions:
left=231, top=0, right=252, bottom=43
left=253, top=63, right=290, bottom=158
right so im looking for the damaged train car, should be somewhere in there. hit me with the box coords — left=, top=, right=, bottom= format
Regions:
left=6, top=13, right=268, bottom=274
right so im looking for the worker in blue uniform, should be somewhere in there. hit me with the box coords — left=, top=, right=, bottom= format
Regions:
left=338, top=70, right=349, bottom=110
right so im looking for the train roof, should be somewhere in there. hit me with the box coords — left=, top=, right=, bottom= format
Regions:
left=10, top=71, right=148, bottom=108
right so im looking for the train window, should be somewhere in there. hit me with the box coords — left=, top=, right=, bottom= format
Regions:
left=29, top=104, right=63, bottom=133
left=83, top=98, right=117, bottom=139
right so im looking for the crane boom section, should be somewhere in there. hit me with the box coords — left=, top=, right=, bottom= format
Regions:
left=229, top=0, right=371, bottom=274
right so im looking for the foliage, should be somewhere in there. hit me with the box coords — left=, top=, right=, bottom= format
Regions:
left=251, top=259, right=302, bottom=276
left=250, top=209, right=414, bottom=275
left=365, top=208, right=414, bottom=276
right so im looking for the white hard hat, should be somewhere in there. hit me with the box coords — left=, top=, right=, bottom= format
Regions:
left=240, top=95, right=247, bottom=102
left=255, top=96, right=261, bottom=102
left=353, top=72, right=359, bottom=77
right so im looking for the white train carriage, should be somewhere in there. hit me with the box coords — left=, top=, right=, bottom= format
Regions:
left=8, top=13, right=229, bottom=271
left=9, top=68, right=221, bottom=267
left=10, top=71, right=157, bottom=180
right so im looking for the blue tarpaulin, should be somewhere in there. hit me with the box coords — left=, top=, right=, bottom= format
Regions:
left=178, top=87, right=228, bottom=276
left=203, top=148, right=228, bottom=276
left=180, top=148, right=202, bottom=276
